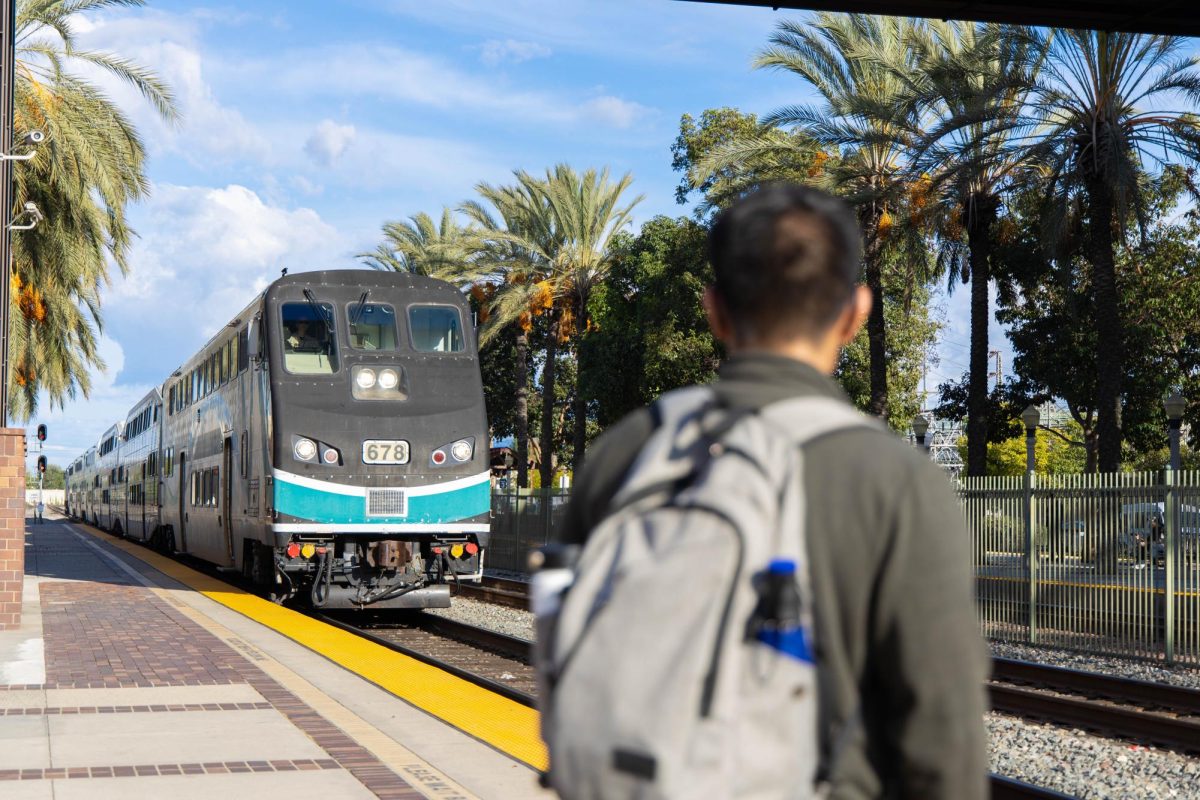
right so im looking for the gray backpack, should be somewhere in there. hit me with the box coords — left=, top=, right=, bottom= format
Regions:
left=537, top=386, right=873, bottom=800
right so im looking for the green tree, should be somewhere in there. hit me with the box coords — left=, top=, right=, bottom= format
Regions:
left=582, top=216, right=720, bottom=427
left=26, top=462, right=64, bottom=489
left=1021, top=29, right=1200, bottom=470
left=10, top=0, right=178, bottom=420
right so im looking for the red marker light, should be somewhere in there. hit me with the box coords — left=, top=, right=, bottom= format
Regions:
left=431, top=449, right=447, bottom=465
left=286, top=543, right=300, bottom=559
left=465, top=542, right=479, bottom=555
left=432, top=546, right=443, bottom=555
left=316, top=546, right=327, bottom=555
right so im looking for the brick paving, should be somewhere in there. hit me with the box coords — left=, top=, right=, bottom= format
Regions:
left=0, top=577, right=425, bottom=798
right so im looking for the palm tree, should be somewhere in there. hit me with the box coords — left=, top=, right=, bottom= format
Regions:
left=895, top=21, right=1040, bottom=475
left=359, top=207, right=479, bottom=278
left=539, top=165, right=640, bottom=467
left=9, top=0, right=178, bottom=420
left=465, top=165, right=640, bottom=483
left=1021, top=29, right=1200, bottom=470
left=753, top=13, right=923, bottom=421
left=463, top=174, right=560, bottom=489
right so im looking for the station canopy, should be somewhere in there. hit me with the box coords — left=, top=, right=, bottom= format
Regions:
left=682, top=0, right=1200, bottom=37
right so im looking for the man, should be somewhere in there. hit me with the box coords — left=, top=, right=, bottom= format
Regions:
left=560, top=184, right=988, bottom=799
left=286, top=320, right=322, bottom=352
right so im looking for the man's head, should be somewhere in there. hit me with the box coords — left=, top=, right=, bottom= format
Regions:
left=704, top=182, right=871, bottom=372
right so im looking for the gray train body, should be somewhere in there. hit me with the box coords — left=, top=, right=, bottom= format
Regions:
left=66, top=270, right=489, bottom=608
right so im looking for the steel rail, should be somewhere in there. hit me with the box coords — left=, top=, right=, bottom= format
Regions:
left=312, top=612, right=534, bottom=708
left=992, top=657, right=1200, bottom=714
left=989, top=682, right=1200, bottom=754
left=452, top=575, right=529, bottom=609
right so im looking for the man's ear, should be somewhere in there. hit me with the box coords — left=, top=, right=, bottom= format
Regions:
left=703, top=286, right=735, bottom=344
left=837, top=285, right=872, bottom=346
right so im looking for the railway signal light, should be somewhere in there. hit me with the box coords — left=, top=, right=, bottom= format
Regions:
left=36, top=423, right=46, bottom=442
left=37, top=455, right=47, bottom=474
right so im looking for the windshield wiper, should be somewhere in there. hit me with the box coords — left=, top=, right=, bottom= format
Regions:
left=302, top=288, right=335, bottom=329
left=350, top=289, right=370, bottom=327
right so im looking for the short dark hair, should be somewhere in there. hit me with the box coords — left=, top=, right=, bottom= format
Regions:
left=707, top=183, right=863, bottom=342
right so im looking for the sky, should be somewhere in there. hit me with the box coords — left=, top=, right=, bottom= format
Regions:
left=29, top=0, right=991, bottom=467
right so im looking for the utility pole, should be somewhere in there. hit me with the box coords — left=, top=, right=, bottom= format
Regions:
left=0, top=0, right=15, bottom=425
left=988, top=350, right=1003, bottom=390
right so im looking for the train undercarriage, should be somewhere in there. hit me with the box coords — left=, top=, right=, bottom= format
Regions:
left=246, top=534, right=484, bottom=609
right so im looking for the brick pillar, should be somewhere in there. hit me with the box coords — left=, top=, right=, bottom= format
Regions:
left=0, top=428, right=25, bottom=630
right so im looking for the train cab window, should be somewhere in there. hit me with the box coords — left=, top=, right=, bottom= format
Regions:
left=347, top=303, right=398, bottom=350
left=409, top=305, right=465, bottom=352
left=281, top=302, right=338, bottom=374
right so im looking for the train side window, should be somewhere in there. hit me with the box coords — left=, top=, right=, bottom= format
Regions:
left=281, top=302, right=338, bottom=374
left=212, top=467, right=219, bottom=506
left=409, top=305, right=465, bottom=352
left=237, top=328, right=249, bottom=372
left=347, top=302, right=398, bottom=351
left=240, top=431, right=248, bottom=477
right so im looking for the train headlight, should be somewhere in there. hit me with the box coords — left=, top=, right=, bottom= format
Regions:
left=294, top=437, right=317, bottom=461
left=355, top=368, right=377, bottom=389
left=378, top=369, right=399, bottom=390
left=450, top=439, right=473, bottom=462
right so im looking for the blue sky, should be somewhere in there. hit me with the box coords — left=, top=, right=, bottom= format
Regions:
left=32, top=0, right=987, bottom=466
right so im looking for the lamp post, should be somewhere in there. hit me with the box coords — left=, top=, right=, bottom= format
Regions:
left=912, top=414, right=930, bottom=453
left=1022, top=405, right=1040, bottom=474
left=1164, top=390, right=1185, bottom=472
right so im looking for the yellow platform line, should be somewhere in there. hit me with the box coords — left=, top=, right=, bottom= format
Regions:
left=977, top=573, right=1200, bottom=597
left=71, top=523, right=548, bottom=771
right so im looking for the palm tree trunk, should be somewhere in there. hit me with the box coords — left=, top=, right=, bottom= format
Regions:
left=966, top=198, right=998, bottom=477
left=571, top=296, right=590, bottom=471
left=540, top=316, right=558, bottom=489
left=864, top=247, right=892, bottom=422
left=1086, top=179, right=1123, bottom=472
left=514, top=329, right=530, bottom=488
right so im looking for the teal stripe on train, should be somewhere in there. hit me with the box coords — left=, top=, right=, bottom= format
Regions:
left=275, top=478, right=490, bottom=525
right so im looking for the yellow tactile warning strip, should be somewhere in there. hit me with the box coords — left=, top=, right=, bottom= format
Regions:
left=70, top=523, right=548, bottom=772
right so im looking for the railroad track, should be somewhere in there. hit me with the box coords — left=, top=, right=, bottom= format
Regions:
left=990, top=657, right=1200, bottom=755
left=451, top=574, right=529, bottom=609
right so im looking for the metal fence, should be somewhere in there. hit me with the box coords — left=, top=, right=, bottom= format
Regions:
left=487, top=488, right=572, bottom=572
left=961, top=470, right=1200, bottom=665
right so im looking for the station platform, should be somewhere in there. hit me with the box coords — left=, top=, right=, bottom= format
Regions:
left=0, top=512, right=550, bottom=799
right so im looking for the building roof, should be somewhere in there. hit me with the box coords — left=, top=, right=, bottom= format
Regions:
left=680, top=0, right=1200, bottom=38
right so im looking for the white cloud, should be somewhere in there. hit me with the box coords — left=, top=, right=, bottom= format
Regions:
left=582, top=95, right=649, bottom=129
left=304, top=119, right=357, bottom=167
left=109, top=183, right=346, bottom=338
left=480, top=38, right=552, bottom=66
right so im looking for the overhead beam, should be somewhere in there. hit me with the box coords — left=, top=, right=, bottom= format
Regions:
left=679, top=1, right=1200, bottom=38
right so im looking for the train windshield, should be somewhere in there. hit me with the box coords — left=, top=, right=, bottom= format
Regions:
left=281, top=301, right=339, bottom=374
left=348, top=302, right=398, bottom=350
left=409, top=305, right=465, bottom=352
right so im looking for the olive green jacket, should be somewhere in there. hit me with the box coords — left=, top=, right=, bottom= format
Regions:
left=559, top=354, right=989, bottom=800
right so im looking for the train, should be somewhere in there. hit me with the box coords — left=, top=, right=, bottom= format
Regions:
left=64, top=269, right=490, bottom=608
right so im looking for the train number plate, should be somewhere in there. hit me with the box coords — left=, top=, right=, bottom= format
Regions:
left=362, top=440, right=410, bottom=465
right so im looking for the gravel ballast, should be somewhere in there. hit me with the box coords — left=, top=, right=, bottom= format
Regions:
left=991, top=640, right=1200, bottom=690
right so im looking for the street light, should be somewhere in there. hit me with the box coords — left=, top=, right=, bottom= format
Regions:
left=912, top=414, right=930, bottom=453
left=1022, top=405, right=1040, bottom=474
left=1164, top=390, right=1185, bottom=471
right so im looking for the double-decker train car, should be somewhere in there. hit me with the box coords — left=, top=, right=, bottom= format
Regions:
left=94, top=425, right=122, bottom=531
left=68, top=269, right=490, bottom=608
left=116, top=390, right=163, bottom=542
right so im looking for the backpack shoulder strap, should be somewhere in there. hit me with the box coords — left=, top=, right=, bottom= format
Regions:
left=610, top=386, right=719, bottom=506
left=759, top=395, right=880, bottom=448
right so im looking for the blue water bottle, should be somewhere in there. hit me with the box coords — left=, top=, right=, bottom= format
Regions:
left=753, top=558, right=814, bottom=663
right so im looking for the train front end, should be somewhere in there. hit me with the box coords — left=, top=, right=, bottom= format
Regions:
left=265, top=270, right=489, bottom=609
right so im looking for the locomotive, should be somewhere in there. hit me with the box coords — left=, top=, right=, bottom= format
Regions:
left=65, top=270, right=490, bottom=608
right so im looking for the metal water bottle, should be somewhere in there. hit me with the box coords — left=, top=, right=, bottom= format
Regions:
left=752, top=558, right=813, bottom=662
